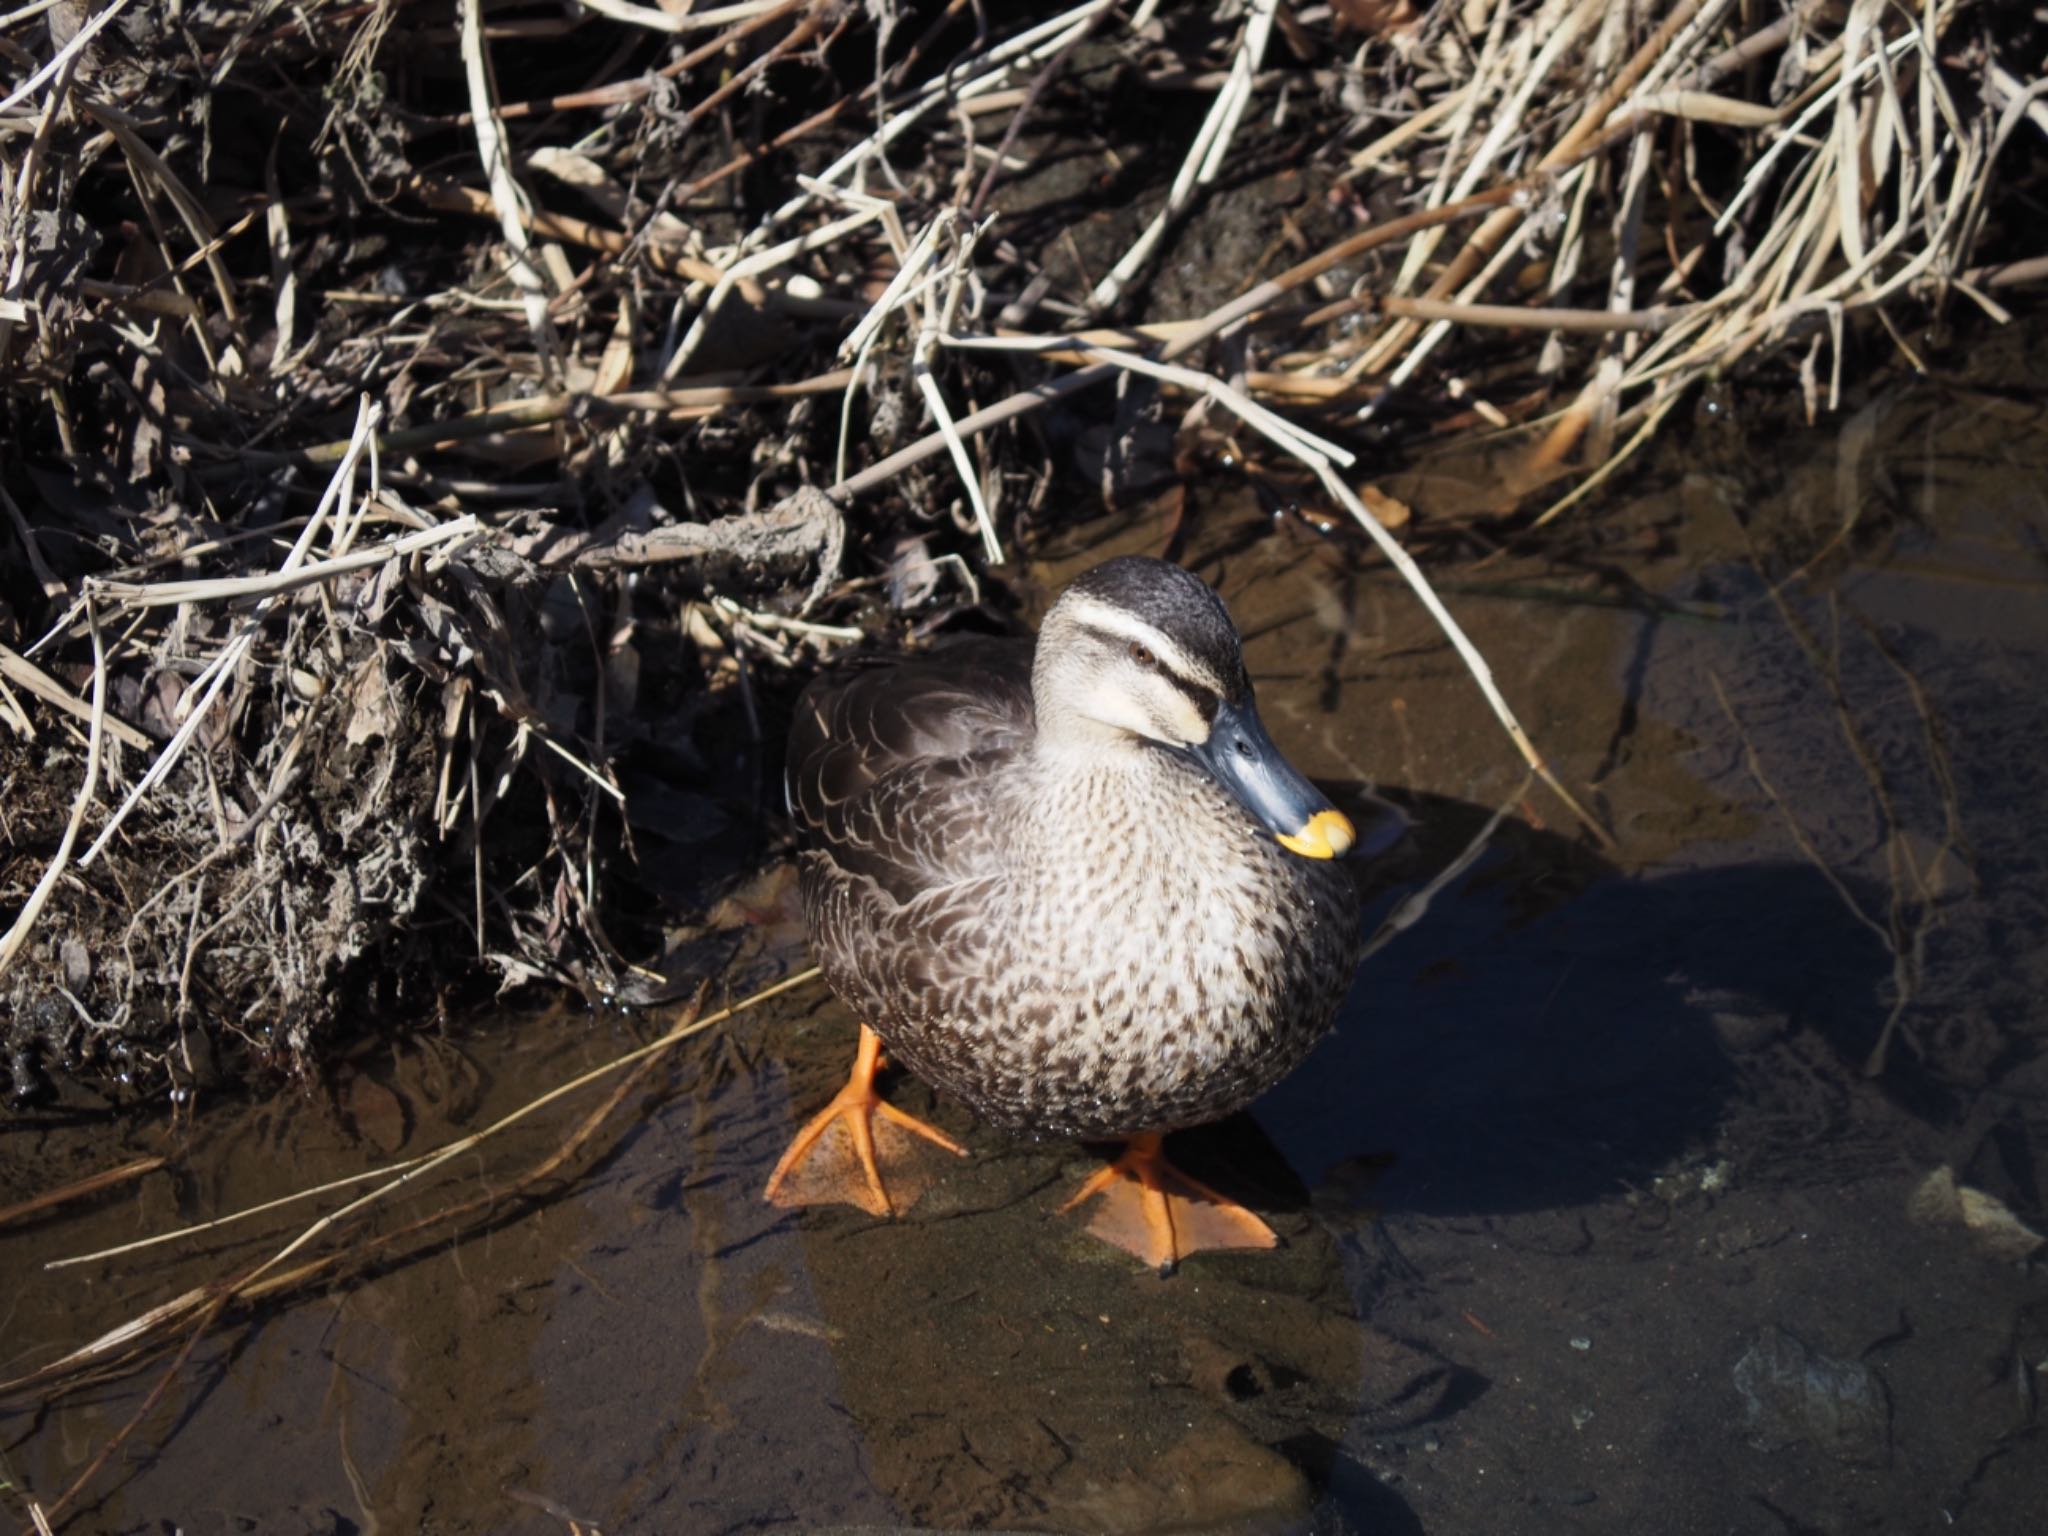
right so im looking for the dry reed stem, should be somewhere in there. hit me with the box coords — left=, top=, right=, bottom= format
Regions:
left=0, top=598, right=106, bottom=981
left=833, top=173, right=1536, bottom=501
left=412, top=179, right=730, bottom=287
left=87, top=520, right=479, bottom=608
left=1091, top=0, right=1278, bottom=309
left=1327, top=0, right=1966, bottom=481
left=0, top=641, right=149, bottom=752
left=1355, top=296, right=1696, bottom=335
left=0, top=1157, right=166, bottom=1231
left=748, top=1, right=1116, bottom=248
left=32, top=1293, right=228, bottom=1529
left=458, top=0, right=557, bottom=380
left=77, top=98, right=245, bottom=343
left=915, top=215, right=1004, bottom=563
left=834, top=191, right=937, bottom=480
left=25, top=969, right=817, bottom=1356
left=665, top=203, right=888, bottom=377
left=573, top=0, right=793, bottom=35
left=76, top=399, right=385, bottom=867
left=471, top=0, right=806, bottom=123
left=0, top=0, right=133, bottom=116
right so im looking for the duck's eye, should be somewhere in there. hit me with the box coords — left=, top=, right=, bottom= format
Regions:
left=1127, top=642, right=1157, bottom=668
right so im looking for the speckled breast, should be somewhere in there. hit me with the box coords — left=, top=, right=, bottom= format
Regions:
left=803, top=771, right=1362, bottom=1141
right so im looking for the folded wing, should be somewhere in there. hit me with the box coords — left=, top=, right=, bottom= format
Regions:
left=786, top=637, right=1035, bottom=903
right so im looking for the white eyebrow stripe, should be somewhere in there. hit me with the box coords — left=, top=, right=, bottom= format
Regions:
left=1059, top=595, right=1214, bottom=688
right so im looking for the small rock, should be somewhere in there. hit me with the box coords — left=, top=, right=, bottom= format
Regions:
left=1957, top=1186, right=2046, bottom=1264
left=1907, top=1164, right=1964, bottom=1226
left=1710, top=1006, right=1790, bottom=1052
left=60, top=935, right=91, bottom=991
left=1732, top=1325, right=1891, bottom=1466
left=1687, top=985, right=1790, bottom=1051
left=1908, top=1165, right=2045, bottom=1264
left=1053, top=1420, right=1311, bottom=1533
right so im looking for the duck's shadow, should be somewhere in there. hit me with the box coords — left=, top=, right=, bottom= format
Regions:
left=1228, top=785, right=1895, bottom=1220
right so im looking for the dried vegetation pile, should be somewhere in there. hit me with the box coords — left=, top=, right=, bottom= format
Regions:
left=0, top=0, right=2037, bottom=1104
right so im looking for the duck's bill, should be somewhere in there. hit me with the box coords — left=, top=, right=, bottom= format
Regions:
left=1187, top=698, right=1356, bottom=860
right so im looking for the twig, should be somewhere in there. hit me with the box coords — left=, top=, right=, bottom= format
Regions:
left=88, top=519, right=480, bottom=609
left=0, top=0, right=132, bottom=116
left=0, top=595, right=107, bottom=982
left=78, top=400, right=384, bottom=867
left=1091, top=0, right=1277, bottom=310
left=458, top=0, right=557, bottom=380
left=26, top=969, right=821, bottom=1378
left=0, top=1156, right=165, bottom=1231
left=0, top=639, right=150, bottom=751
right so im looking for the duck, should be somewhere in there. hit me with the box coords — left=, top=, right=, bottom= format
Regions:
left=765, top=554, right=1362, bottom=1272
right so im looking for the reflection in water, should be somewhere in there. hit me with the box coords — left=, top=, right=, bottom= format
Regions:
left=4, top=355, right=2047, bottom=1534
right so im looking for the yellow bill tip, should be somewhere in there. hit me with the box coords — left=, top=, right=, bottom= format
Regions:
left=1276, top=808, right=1356, bottom=860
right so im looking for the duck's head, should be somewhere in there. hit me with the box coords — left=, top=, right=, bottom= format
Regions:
left=1033, top=556, right=1356, bottom=860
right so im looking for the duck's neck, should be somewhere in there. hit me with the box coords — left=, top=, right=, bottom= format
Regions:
left=1020, top=730, right=1210, bottom=862
left=1029, top=715, right=1150, bottom=764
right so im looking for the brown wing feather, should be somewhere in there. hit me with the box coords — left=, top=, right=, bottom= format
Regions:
left=786, top=636, right=1034, bottom=904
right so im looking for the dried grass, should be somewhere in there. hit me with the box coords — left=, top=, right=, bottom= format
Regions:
left=0, top=0, right=2033, bottom=1103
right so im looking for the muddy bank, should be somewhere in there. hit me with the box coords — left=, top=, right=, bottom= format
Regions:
left=5, top=0, right=2037, bottom=1103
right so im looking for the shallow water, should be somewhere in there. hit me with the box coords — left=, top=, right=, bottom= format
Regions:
left=4, top=344, right=2047, bottom=1533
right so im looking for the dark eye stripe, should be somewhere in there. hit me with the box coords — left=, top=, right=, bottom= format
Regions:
left=1151, top=655, right=1219, bottom=720
left=1081, top=622, right=1220, bottom=719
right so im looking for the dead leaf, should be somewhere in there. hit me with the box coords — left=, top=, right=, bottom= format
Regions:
left=345, top=651, right=399, bottom=746
left=1331, top=0, right=1424, bottom=36
left=528, top=146, right=612, bottom=189
left=1357, top=483, right=1413, bottom=530
left=594, top=289, right=636, bottom=397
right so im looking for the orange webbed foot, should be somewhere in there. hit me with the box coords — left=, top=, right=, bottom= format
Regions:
left=764, top=1025, right=967, bottom=1217
left=1058, top=1132, right=1278, bottom=1274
